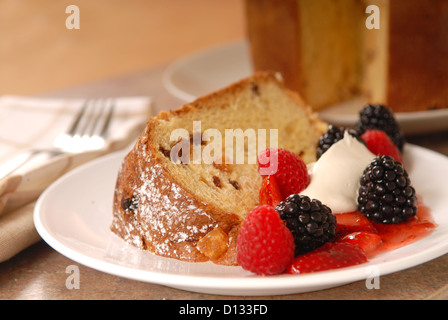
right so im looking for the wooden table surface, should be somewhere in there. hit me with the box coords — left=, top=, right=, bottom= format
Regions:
left=0, top=0, right=447, bottom=301
left=0, top=64, right=447, bottom=300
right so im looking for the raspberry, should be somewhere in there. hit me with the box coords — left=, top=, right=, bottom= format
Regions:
left=275, top=194, right=337, bottom=256
left=355, top=104, right=405, bottom=151
left=360, top=129, right=403, bottom=163
left=257, top=147, right=309, bottom=197
left=357, top=155, right=418, bottom=224
left=236, top=205, right=295, bottom=275
left=316, top=125, right=363, bottom=159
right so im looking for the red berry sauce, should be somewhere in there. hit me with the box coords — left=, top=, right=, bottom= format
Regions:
left=336, top=197, right=436, bottom=260
left=369, top=199, right=436, bottom=256
left=286, top=197, right=437, bottom=275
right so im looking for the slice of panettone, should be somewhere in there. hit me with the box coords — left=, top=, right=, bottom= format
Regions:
left=110, top=71, right=327, bottom=265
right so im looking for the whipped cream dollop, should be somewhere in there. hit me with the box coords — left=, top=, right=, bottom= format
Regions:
left=301, top=132, right=376, bottom=213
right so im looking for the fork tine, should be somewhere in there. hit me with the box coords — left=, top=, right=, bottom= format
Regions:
left=84, top=99, right=104, bottom=137
left=78, top=99, right=98, bottom=138
left=99, top=99, right=115, bottom=138
left=66, top=99, right=89, bottom=136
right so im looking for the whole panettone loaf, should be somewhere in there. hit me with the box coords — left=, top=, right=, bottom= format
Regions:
left=245, top=0, right=448, bottom=112
left=111, top=72, right=327, bottom=265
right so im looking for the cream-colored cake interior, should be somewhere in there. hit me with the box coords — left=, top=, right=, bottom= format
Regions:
left=153, top=79, right=326, bottom=219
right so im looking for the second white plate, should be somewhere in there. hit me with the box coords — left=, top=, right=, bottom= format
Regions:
left=34, top=145, right=448, bottom=296
left=163, top=41, right=448, bottom=135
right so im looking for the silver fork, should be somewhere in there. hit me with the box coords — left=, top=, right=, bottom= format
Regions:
left=0, top=98, right=115, bottom=180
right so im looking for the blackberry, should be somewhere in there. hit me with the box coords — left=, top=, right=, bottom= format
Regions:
left=316, top=125, right=364, bottom=159
left=357, top=155, right=417, bottom=224
left=355, top=104, right=405, bottom=151
left=276, top=194, right=337, bottom=256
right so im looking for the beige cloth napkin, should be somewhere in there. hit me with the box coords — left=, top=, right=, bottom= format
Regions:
left=0, top=95, right=151, bottom=262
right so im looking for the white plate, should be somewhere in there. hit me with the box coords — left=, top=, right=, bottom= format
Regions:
left=163, top=41, right=448, bottom=135
left=162, top=41, right=254, bottom=103
left=34, top=145, right=448, bottom=296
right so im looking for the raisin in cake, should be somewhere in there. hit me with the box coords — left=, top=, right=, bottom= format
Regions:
left=245, top=0, right=448, bottom=112
left=111, top=72, right=327, bottom=265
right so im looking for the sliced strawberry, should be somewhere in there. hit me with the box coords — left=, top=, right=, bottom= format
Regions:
left=338, top=231, right=382, bottom=258
left=361, top=129, right=403, bottom=163
left=257, top=147, right=309, bottom=197
left=335, top=211, right=378, bottom=238
left=287, top=242, right=367, bottom=274
left=372, top=214, right=436, bottom=251
left=259, top=175, right=283, bottom=207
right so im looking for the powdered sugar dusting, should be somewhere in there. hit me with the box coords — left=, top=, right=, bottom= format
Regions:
left=113, top=142, right=219, bottom=259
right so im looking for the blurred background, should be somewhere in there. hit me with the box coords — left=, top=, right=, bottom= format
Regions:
left=0, top=0, right=245, bottom=96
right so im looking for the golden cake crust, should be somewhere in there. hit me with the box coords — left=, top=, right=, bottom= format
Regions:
left=385, top=0, right=448, bottom=112
left=111, top=135, right=241, bottom=264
